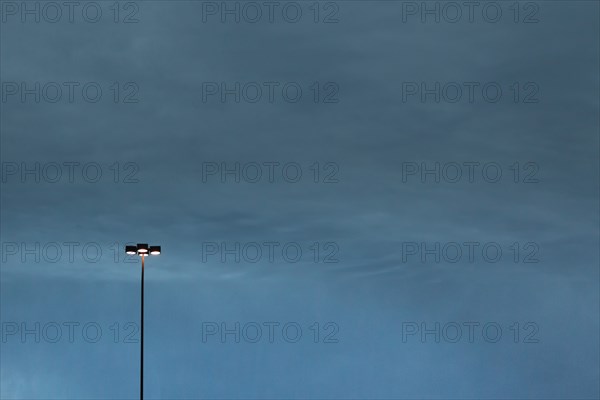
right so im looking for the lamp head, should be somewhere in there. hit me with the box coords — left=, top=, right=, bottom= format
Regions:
left=136, top=243, right=149, bottom=255
left=125, top=243, right=160, bottom=257
left=149, top=246, right=161, bottom=256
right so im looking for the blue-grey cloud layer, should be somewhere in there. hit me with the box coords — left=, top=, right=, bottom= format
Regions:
left=1, top=1, right=599, bottom=399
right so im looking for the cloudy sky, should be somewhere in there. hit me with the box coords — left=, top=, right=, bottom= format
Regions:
left=1, top=1, right=599, bottom=398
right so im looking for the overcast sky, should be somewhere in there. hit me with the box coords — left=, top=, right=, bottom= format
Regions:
left=1, top=1, right=599, bottom=399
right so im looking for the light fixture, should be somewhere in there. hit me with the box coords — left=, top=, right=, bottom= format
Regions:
left=137, top=243, right=149, bottom=254
left=125, top=245, right=137, bottom=255
left=149, top=246, right=161, bottom=255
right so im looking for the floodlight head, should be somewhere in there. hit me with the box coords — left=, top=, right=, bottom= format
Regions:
left=137, top=243, right=149, bottom=254
left=125, top=245, right=137, bottom=255
left=149, top=246, right=161, bottom=256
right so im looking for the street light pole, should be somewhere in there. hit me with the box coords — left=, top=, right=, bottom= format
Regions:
left=140, top=253, right=144, bottom=400
left=126, top=244, right=161, bottom=400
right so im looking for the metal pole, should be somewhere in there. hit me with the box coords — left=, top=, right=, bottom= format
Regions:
left=141, top=254, right=144, bottom=400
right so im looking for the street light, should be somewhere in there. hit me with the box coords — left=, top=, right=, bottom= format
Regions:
left=125, top=243, right=160, bottom=400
